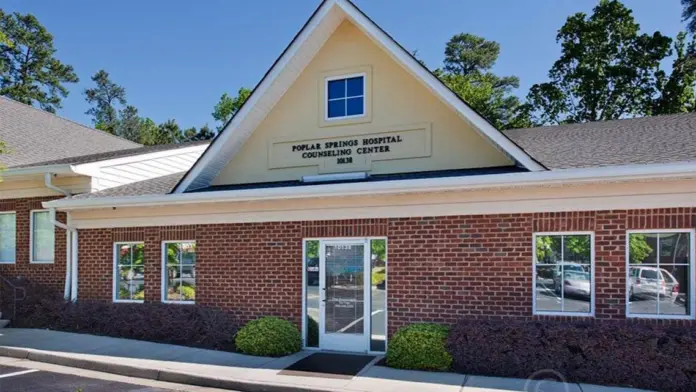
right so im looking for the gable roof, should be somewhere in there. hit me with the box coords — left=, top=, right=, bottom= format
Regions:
left=504, top=113, right=696, bottom=169
left=172, top=0, right=545, bottom=193
left=0, top=96, right=141, bottom=169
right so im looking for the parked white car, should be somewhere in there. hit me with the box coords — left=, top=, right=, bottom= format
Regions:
left=628, top=266, right=679, bottom=299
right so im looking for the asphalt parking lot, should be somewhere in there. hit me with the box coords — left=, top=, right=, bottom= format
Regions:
left=0, top=364, right=177, bottom=392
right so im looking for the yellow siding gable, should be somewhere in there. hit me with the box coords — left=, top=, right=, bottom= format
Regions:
left=212, top=21, right=514, bottom=186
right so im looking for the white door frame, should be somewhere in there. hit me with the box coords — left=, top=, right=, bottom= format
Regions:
left=318, top=238, right=371, bottom=352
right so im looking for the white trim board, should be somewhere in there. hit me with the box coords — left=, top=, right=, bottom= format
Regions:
left=172, top=0, right=544, bottom=193
left=66, top=190, right=696, bottom=229
left=44, top=160, right=696, bottom=211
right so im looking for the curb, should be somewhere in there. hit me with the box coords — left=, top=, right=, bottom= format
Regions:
left=0, top=347, right=337, bottom=392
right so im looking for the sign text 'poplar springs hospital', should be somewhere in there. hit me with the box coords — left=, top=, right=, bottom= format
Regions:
left=292, top=134, right=404, bottom=164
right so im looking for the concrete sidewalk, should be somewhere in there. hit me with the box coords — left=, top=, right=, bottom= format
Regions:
left=0, top=329, right=649, bottom=392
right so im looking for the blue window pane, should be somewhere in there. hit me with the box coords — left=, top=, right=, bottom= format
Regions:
left=346, top=97, right=364, bottom=116
left=346, top=77, right=363, bottom=97
left=328, top=79, right=345, bottom=99
left=328, top=99, right=345, bottom=118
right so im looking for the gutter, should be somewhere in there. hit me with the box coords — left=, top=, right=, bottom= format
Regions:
left=43, top=161, right=696, bottom=211
left=2, top=164, right=76, bottom=178
left=44, top=173, right=77, bottom=301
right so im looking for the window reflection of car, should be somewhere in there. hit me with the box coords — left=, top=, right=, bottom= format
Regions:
left=551, top=263, right=587, bottom=290
left=307, top=257, right=319, bottom=286
left=554, top=271, right=591, bottom=298
left=629, top=266, right=679, bottom=300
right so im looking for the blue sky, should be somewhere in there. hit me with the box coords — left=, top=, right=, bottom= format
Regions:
left=1, top=0, right=686, bottom=130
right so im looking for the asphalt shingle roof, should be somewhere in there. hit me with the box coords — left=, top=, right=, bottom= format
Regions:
left=0, top=96, right=141, bottom=168
left=504, top=113, right=696, bottom=169
left=70, top=172, right=186, bottom=200
left=11, top=140, right=210, bottom=169
left=40, top=113, right=696, bottom=201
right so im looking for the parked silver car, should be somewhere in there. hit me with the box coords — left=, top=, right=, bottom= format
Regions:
left=628, top=266, right=679, bottom=299
left=554, top=270, right=591, bottom=298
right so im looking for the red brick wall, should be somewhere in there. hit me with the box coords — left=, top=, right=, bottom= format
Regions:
left=0, top=196, right=67, bottom=292
left=75, top=209, right=696, bottom=333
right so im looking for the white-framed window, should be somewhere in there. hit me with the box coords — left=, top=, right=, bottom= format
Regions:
left=162, top=241, right=196, bottom=304
left=626, top=229, right=695, bottom=319
left=0, top=212, right=16, bottom=264
left=30, top=210, right=54, bottom=264
left=325, top=73, right=366, bottom=120
left=114, top=242, right=145, bottom=303
left=533, top=232, right=594, bottom=316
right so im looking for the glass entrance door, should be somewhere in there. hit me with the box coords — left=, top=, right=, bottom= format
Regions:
left=319, top=240, right=370, bottom=352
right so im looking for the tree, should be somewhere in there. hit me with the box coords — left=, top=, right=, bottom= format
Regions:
left=136, top=118, right=181, bottom=146
left=115, top=105, right=141, bottom=142
left=182, top=124, right=215, bottom=142
left=652, top=32, right=696, bottom=115
left=0, top=31, right=10, bottom=90
left=212, top=88, right=251, bottom=131
left=440, top=72, right=531, bottom=129
left=628, top=234, right=653, bottom=264
left=84, top=70, right=126, bottom=134
left=444, top=33, right=499, bottom=76
left=0, top=11, right=78, bottom=112
left=154, top=119, right=181, bottom=145
left=683, top=0, right=696, bottom=35
left=0, top=31, right=9, bottom=47
left=136, top=118, right=159, bottom=145
left=526, top=0, right=672, bottom=125
left=437, top=33, right=529, bottom=129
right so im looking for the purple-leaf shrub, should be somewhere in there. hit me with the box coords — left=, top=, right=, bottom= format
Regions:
left=6, top=278, right=238, bottom=352
left=447, top=319, right=696, bottom=392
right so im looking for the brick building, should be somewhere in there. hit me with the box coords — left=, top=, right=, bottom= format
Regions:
left=4, top=0, right=696, bottom=355
left=0, top=96, right=207, bottom=303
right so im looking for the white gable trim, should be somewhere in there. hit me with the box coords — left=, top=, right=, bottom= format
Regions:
left=173, top=0, right=544, bottom=193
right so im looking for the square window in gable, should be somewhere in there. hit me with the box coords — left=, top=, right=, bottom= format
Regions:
left=325, top=74, right=365, bottom=121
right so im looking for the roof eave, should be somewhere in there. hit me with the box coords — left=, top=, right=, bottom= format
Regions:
left=43, top=161, right=696, bottom=211
left=2, top=164, right=79, bottom=178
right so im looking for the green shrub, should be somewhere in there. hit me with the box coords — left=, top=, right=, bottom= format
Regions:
left=386, top=323, right=452, bottom=371
left=371, top=268, right=385, bottom=285
left=180, top=286, right=195, bottom=300
left=307, top=316, right=319, bottom=347
left=235, top=316, right=301, bottom=357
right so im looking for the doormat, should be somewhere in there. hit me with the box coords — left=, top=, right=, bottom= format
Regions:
left=279, top=353, right=376, bottom=379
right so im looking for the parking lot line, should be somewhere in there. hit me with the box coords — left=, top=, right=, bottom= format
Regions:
left=0, top=369, right=39, bottom=379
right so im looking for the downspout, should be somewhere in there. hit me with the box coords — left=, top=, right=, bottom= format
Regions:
left=45, top=173, right=76, bottom=301
left=44, top=172, right=72, bottom=197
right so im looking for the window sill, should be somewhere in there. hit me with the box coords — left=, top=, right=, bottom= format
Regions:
left=30, top=260, right=54, bottom=264
left=534, top=311, right=595, bottom=317
left=114, top=300, right=144, bottom=304
left=161, top=300, right=195, bottom=305
left=319, top=113, right=371, bottom=128
left=627, top=314, right=694, bottom=320
left=0, top=261, right=16, bottom=264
